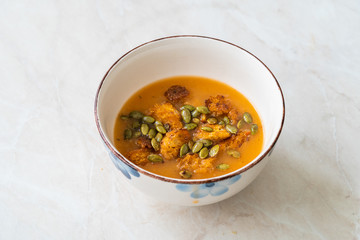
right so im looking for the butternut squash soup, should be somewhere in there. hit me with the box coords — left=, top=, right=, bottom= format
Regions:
left=114, top=76, right=263, bottom=179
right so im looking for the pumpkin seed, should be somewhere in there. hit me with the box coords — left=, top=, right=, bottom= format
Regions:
left=209, top=145, right=220, bottom=157
left=207, top=117, right=218, bottom=124
left=143, top=116, right=155, bottom=124
left=154, top=120, right=163, bottom=126
left=151, top=138, right=160, bottom=151
left=184, top=123, right=197, bottom=130
left=155, top=133, right=163, bottom=142
left=156, top=124, right=167, bottom=134
left=191, top=109, right=201, bottom=118
left=181, top=109, right=192, bottom=123
left=181, top=104, right=196, bottom=112
left=201, top=126, right=213, bottom=132
left=179, top=143, right=190, bottom=157
left=192, top=141, right=203, bottom=153
left=196, top=106, right=210, bottom=114
left=188, top=140, right=194, bottom=150
left=129, top=111, right=144, bottom=119
left=218, top=120, right=225, bottom=125
left=148, top=128, right=157, bottom=139
left=226, top=125, right=238, bottom=134
left=141, top=123, right=149, bottom=135
left=223, top=116, right=230, bottom=124
left=124, top=129, right=132, bottom=140
left=147, top=154, right=163, bottom=163
left=237, top=119, right=245, bottom=129
left=134, top=131, right=141, bottom=138
left=243, top=112, right=253, bottom=123
left=164, top=123, right=170, bottom=131
left=199, top=139, right=213, bottom=147
left=199, top=147, right=209, bottom=159
left=192, top=118, right=200, bottom=124
left=120, top=115, right=128, bottom=120
left=227, top=149, right=240, bottom=158
left=217, top=163, right=230, bottom=170
left=251, top=124, right=258, bottom=135
left=179, top=170, right=192, bottom=179
left=132, top=120, right=141, bottom=129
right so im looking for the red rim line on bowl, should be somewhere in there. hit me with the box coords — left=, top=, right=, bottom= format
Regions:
left=94, top=35, right=285, bottom=184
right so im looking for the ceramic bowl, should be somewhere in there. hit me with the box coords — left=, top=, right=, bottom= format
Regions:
left=95, top=35, right=285, bottom=206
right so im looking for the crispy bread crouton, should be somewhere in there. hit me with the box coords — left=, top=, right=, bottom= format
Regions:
left=126, top=148, right=151, bottom=165
left=177, top=154, right=216, bottom=174
left=220, top=130, right=250, bottom=151
left=148, top=102, right=182, bottom=130
left=164, top=85, right=189, bottom=102
left=193, top=124, right=231, bottom=142
left=136, top=136, right=152, bottom=149
left=205, top=95, right=232, bottom=116
left=160, top=129, right=191, bottom=160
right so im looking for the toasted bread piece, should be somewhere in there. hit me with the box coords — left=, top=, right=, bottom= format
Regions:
left=160, top=129, right=191, bottom=160
left=177, top=154, right=216, bottom=174
left=126, top=148, right=151, bottom=165
left=193, top=124, right=231, bottom=142
left=148, top=102, right=182, bottom=130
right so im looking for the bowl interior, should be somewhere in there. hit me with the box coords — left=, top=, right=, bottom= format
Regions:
left=96, top=36, right=284, bottom=178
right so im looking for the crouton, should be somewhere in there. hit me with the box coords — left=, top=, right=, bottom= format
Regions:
left=220, top=130, right=250, bottom=151
left=160, top=129, right=191, bottom=160
left=205, top=95, right=232, bottom=116
left=136, top=136, right=152, bottom=149
left=126, top=148, right=151, bottom=165
left=148, top=102, right=182, bottom=130
left=193, top=124, right=231, bottom=142
left=177, top=154, right=216, bottom=174
left=164, top=85, right=189, bottom=102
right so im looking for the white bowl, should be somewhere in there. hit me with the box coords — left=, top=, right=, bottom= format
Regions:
left=95, top=35, right=285, bottom=206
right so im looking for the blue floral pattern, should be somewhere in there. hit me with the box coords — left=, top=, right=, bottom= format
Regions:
left=176, top=175, right=241, bottom=199
left=109, top=151, right=140, bottom=179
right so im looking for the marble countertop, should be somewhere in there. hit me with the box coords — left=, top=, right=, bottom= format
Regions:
left=1, top=1, right=359, bottom=239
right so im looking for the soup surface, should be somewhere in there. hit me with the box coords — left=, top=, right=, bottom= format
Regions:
left=114, top=76, right=263, bottom=179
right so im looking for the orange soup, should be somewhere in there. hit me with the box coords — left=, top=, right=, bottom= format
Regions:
left=114, top=76, right=263, bottom=179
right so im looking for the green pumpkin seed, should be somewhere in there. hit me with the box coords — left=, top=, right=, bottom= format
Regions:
left=124, top=129, right=132, bottom=140
left=164, top=123, right=170, bottom=131
left=154, top=120, right=163, bottom=126
left=179, top=170, right=192, bottom=179
left=148, top=128, right=157, bottom=139
left=196, top=106, right=210, bottom=114
left=243, top=112, right=253, bottom=123
left=181, top=109, right=192, bottom=123
left=156, top=124, right=167, bottom=134
left=151, top=138, right=160, bottom=151
left=217, top=163, right=230, bottom=170
left=209, top=145, right=220, bottom=157
left=207, top=117, right=218, bottom=124
left=251, top=124, right=258, bottom=135
left=192, top=118, right=200, bottom=124
left=120, top=115, right=128, bottom=120
left=191, top=109, right=201, bottom=118
left=179, top=143, right=190, bottom=157
left=143, top=116, right=155, bottom=124
left=218, top=120, right=225, bottom=125
left=129, top=111, right=144, bottom=119
left=147, top=154, right=163, bottom=163
left=141, top=123, right=149, bottom=135
left=226, top=125, right=238, bottom=134
left=227, top=149, right=241, bottom=158
left=184, top=123, right=198, bottom=130
left=188, top=140, right=194, bottom=150
left=181, top=104, right=196, bottom=112
left=201, top=126, right=213, bottom=132
left=199, top=147, right=209, bottom=159
left=192, top=141, right=203, bottom=153
left=134, top=131, right=141, bottom=138
left=199, top=139, right=213, bottom=147
left=155, top=133, right=163, bottom=142
left=223, top=116, right=230, bottom=124
left=237, top=119, right=245, bottom=129
left=132, top=120, right=141, bottom=129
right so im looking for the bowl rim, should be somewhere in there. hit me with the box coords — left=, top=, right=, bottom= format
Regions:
left=94, top=35, right=285, bottom=184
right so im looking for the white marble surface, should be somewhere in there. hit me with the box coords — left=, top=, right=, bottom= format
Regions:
left=1, top=0, right=359, bottom=239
